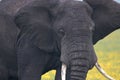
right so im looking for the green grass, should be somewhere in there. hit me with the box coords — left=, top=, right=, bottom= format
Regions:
left=87, top=29, right=120, bottom=80
left=94, top=29, right=120, bottom=53
left=42, top=29, right=120, bottom=80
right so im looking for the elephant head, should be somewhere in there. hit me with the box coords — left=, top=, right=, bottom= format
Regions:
left=54, top=0, right=97, bottom=79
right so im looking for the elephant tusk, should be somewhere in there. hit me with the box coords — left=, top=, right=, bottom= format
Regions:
left=95, top=62, right=115, bottom=80
left=61, top=63, right=67, bottom=80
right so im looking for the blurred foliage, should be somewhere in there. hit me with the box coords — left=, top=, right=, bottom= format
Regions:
left=42, top=29, right=120, bottom=80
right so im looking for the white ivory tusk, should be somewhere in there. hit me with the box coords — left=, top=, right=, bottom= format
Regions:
left=95, top=62, right=115, bottom=80
left=61, top=63, right=67, bottom=80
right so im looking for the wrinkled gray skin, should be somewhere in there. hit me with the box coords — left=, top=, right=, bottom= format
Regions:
left=0, top=0, right=120, bottom=80
left=56, top=0, right=120, bottom=79
left=15, top=0, right=97, bottom=80
left=57, top=1, right=120, bottom=80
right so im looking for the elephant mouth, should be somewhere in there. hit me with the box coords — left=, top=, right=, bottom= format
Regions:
left=61, top=62, right=115, bottom=80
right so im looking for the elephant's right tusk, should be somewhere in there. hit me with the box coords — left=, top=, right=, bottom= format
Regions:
left=95, top=62, right=115, bottom=80
left=61, top=63, right=67, bottom=80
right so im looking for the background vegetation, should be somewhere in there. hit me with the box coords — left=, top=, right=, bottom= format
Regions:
left=41, top=29, right=120, bottom=80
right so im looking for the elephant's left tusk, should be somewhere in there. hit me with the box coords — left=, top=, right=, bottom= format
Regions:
left=95, top=62, right=115, bottom=80
left=61, top=63, right=67, bottom=80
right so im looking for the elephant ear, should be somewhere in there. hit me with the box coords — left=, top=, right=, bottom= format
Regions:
left=14, top=0, right=58, bottom=52
left=14, top=0, right=58, bottom=29
left=89, top=0, right=120, bottom=44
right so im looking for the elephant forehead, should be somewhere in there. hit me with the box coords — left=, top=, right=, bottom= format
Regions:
left=0, top=0, right=2, bottom=2
left=114, top=0, right=120, bottom=3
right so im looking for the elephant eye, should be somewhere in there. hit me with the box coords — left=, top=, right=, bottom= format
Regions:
left=58, top=28, right=65, bottom=36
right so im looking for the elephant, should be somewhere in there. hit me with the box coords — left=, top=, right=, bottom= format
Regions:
left=0, top=0, right=119, bottom=43
left=55, top=0, right=120, bottom=78
left=14, top=0, right=97, bottom=80
left=56, top=0, right=120, bottom=79
left=0, top=0, right=120, bottom=80
left=14, top=0, right=120, bottom=80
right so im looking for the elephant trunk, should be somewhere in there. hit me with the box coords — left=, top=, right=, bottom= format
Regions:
left=70, top=51, right=89, bottom=80
left=61, top=29, right=97, bottom=80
